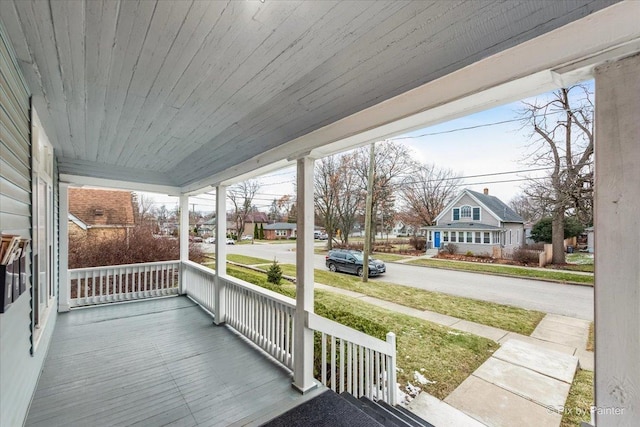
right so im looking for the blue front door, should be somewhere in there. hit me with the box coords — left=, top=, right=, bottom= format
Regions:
left=434, top=231, right=441, bottom=248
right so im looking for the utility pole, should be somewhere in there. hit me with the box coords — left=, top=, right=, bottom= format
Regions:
left=363, top=142, right=375, bottom=282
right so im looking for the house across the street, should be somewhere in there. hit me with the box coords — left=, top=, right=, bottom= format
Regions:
left=424, top=188, right=524, bottom=256
left=263, top=222, right=297, bottom=240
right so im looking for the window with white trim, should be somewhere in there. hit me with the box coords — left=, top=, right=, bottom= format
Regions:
left=275, top=229, right=287, bottom=237
left=483, top=232, right=490, bottom=244
left=443, top=231, right=449, bottom=242
left=475, top=232, right=481, bottom=243
left=451, top=232, right=457, bottom=242
left=31, top=109, right=55, bottom=352
left=460, top=205, right=472, bottom=218
left=466, top=232, right=473, bottom=243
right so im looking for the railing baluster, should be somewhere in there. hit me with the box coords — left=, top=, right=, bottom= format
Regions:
left=331, top=336, right=336, bottom=392
left=321, top=332, right=327, bottom=386
left=347, top=341, right=353, bottom=394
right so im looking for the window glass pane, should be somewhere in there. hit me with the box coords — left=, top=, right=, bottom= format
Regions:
left=475, top=232, right=481, bottom=243
left=453, top=209, right=460, bottom=221
left=451, top=232, right=457, bottom=242
left=484, top=232, right=490, bottom=243
left=473, top=207, right=480, bottom=221
left=467, top=232, right=473, bottom=243
left=461, top=206, right=472, bottom=218
left=443, top=231, right=449, bottom=242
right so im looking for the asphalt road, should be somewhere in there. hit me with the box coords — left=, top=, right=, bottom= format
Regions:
left=207, top=242, right=594, bottom=321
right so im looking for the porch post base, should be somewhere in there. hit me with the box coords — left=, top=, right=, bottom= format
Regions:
left=58, top=303, right=70, bottom=313
left=291, top=380, right=319, bottom=395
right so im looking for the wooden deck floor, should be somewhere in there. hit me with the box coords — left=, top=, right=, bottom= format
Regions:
left=26, top=296, right=317, bottom=427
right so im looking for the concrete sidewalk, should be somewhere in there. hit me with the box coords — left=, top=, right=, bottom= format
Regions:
left=314, top=282, right=593, bottom=427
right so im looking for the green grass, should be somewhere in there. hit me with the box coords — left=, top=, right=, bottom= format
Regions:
left=225, top=264, right=497, bottom=399
left=566, top=253, right=594, bottom=265
left=587, top=322, right=594, bottom=352
left=227, top=254, right=272, bottom=265
left=408, top=258, right=594, bottom=285
left=275, top=264, right=544, bottom=335
left=369, top=253, right=413, bottom=262
left=561, top=370, right=594, bottom=427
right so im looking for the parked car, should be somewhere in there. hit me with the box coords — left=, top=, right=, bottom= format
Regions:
left=314, top=231, right=328, bottom=240
left=329, top=249, right=386, bottom=273
left=325, top=250, right=385, bottom=277
left=241, top=235, right=253, bottom=240
left=226, top=238, right=235, bottom=245
left=204, top=237, right=216, bottom=244
left=190, top=236, right=203, bottom=243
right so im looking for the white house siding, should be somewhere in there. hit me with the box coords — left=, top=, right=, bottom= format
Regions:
left=502, top=222, right=525, bottom=253
left=439, top=193, right=501, bottom=227
left=0, top=22, right=58, bottom=427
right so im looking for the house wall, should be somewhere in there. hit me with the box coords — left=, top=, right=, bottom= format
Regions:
left=0, top=23, right=58, bottom=427
left=502, top=223, right=525, bottom=252
left=437, top=193, right=500, bottom=227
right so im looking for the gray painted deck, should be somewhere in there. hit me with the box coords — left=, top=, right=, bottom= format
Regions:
left=26, top=296, right=317, bottom=427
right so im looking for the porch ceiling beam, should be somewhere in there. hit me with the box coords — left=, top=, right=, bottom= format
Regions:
left=180, top=1, right=640, bottom=194
left=60, top=174, right=180, bottom=197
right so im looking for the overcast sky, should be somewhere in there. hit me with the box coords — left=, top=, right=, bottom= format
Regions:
left=141, top=81, right=594, bottom=214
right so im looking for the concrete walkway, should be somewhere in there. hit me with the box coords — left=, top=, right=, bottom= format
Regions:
left=313, top=283, right=593, bottom=427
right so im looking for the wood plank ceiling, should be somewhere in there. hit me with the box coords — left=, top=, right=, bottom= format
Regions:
left=0, top=0, right=617, bottom=189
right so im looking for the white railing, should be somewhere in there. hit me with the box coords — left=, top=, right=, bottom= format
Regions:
left=308, top=312, right=397, bottom=405
left=182, top=261, right=216, bottom=314
left=221, top=276, right=296, bottom=370
left=69, top=261, right=180, bottom=307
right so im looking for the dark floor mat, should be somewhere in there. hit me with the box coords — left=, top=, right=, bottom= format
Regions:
left=261, top=390, right=384, bottom=427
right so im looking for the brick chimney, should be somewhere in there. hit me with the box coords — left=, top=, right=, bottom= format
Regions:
left=483, top=188, right=489, bottom=195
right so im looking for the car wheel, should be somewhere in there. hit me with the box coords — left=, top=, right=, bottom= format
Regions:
left=329, top=263, right=337, bottom=272
left=357, top=267, right=363, bottom=277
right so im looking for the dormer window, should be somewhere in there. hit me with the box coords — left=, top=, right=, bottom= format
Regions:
left=460, top=205, right=472, bottom=218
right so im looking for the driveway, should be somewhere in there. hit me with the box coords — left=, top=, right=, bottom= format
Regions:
left=205, top=242, right=594, bottom=321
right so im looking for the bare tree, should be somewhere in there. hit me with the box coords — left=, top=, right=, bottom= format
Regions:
left=399, top=163, right=461, bottom=233
left=315, top=156, right=341, bottom=249
left=335, top=153, right=364, bottom=244
left=227, top=180, right=261, bottom=238
left=520, top=84, right=594, bottom=263
left=353, top=141, right=416, bottom=244
left=132, top=193, right=156, bottom=227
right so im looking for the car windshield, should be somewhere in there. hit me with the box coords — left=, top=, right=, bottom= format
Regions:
left=351, top=253, right=363, bottom=262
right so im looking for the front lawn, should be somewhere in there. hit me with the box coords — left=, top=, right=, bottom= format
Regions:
left=278, top=265, right=544, bottom=335
left=561, top=369, right=594, bottom=427
left=224, top=264, right=497, bottom=400
left=407, top=258, right=594, bottom=285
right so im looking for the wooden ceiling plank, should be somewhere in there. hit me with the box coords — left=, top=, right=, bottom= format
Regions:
left=14, top=1, right=73, bottom=158
left=84, top=0, right=119, bottom=163
left=94, top=0, right=139, bottom=163
left=114, top=0, right=216, bottom=171
left=50, top=0, right=87, bottom=160
left=101, top=0, right=156, bottom=164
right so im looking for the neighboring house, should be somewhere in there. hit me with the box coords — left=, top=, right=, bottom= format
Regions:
left=68, top=188, right=136, bottom=240
left=585, top=226, right=594, bottom=253
left=263, top=222, right=297, bottom=240
left=226, top=212, right=269, bottom=237
left=424, top=188, right=524, bottom=256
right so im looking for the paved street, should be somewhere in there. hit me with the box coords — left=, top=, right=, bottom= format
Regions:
left=210, top=242, right=594, bottom=321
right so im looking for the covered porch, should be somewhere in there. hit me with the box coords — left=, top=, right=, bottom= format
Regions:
left=25, top=296, right=320, bottom=427
left=2, top=1, right=640, bottom=426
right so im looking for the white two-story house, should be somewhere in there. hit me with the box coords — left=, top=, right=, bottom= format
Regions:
left=425, top=188, right=524, bottom=256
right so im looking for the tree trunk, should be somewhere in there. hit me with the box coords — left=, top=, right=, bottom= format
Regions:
left=552, top=207, right=566, bottom=264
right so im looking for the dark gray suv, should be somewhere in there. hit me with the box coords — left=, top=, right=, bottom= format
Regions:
left=325, top=250, right=385, bottom=277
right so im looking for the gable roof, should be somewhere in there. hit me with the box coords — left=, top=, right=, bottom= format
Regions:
left=263, top=222, right=296, bottom=230
left=435, top=189, right=523, bottom=224
left=69, top=188, right=136, bottom=227
left=466, top=190, right=523, bottom=223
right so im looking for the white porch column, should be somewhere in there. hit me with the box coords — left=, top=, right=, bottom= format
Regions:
left=58, top=183, right=70, bottom=312
left=293, top=156, right=316, bottom=393
left=214, top=185, right=227, bottom=325
left=594, top=53, right=640, bottom=426
left=179, top=194, right=189, bottom=294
